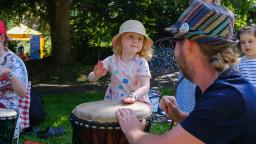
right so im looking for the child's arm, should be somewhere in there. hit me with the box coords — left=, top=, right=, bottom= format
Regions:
left=133, top=76, right=150, bottom=99
left=0, top=66, right=26, bottom=98
left=123, top=76, right=150, bottom=104
left=88, top=61, right=107, bottom=82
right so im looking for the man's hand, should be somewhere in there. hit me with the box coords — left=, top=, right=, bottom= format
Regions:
left=159, top=96, right=186, bottom=122
left=116, top=108, right=146, bottom=135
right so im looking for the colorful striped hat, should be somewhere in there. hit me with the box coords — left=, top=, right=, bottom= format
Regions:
left=165, top=0, right=238, bottom=48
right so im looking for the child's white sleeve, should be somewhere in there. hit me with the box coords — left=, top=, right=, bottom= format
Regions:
left=88, top=71, right=97, bottom=82
left=102, top=56, right=112, bottom=72
left=88, top=56, right=112, bottom=82
left=137, top=58, right=151, bottom=78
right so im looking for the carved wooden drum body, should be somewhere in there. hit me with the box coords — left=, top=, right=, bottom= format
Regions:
left=0, top=108, right=18, bottom=144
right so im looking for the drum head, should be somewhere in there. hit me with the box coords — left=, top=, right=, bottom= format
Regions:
left=72, top=100, right=152, bottom=123
left=0, top=108, right=18, bottom=118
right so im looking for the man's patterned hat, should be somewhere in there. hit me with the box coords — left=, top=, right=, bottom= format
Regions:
left=165, top=0, right=238, bottom=48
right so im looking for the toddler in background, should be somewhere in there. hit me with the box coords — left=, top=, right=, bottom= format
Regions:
left=237, top=25, right=256, bottom=87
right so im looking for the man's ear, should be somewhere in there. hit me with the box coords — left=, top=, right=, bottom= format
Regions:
left=183, top=39, right=200, bottom=59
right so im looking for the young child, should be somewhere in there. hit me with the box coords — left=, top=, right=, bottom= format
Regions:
left=237, top=25, right=256, bottom=87
left=88, top=20, right=153, bottom=104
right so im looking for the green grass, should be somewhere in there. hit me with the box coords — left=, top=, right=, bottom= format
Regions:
left=20, top=92, right=103, bottom=144
left=160, top=88, right=175, bottom=96
left=19, top=92, right=172, bottom=144
left=149, top=122, right=172, bottom=134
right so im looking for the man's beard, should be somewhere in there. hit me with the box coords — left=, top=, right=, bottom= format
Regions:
left=177, top=54, right=193, bottom=82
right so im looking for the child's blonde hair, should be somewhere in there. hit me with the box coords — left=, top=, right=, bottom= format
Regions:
left=113, top=34, right=153, bottom=60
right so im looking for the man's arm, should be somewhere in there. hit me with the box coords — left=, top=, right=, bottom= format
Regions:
left=116, top=108, right=204, bottom=144
left=129, top=125, right=204, bottom=144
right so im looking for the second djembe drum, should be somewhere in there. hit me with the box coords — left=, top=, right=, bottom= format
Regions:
left=0, top=108, right=18, bottom=144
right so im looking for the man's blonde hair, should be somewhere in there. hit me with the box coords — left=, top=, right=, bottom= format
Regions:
left=198, top=43, right=239, bottom=72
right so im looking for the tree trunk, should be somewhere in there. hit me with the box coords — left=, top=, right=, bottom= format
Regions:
left=46, top=0, right=72, bottom=65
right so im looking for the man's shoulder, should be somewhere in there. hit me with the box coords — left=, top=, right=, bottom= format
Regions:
left=201, top=85, right=243, bottom=107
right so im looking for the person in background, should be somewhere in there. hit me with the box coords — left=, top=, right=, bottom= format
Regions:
left=237, top=25, right=256, bottom=87
left=115, top=1, right=256, bottom=143
left=17, top=44, right=24, bottom=58
left=88, top=20, right=153, bottom=104
left=0, top=20, right=28, bottom=141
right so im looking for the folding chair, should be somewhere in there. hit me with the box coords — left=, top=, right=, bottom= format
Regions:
left=149, top=48, right=178, bottom=86
left=148, top=37, right=179, bottom=123
left=19, top=81, right=32, bottom=130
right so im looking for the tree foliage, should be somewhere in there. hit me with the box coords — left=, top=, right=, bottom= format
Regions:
left=70, top=0, right=188, bottom=63
left=0, top=0, right=255, bottom=64
left=0, top=0, right=48, bottom=30
left=70, top=0, right=256, bottom=47
left=222, top=0, right=256, bottom=29
left=71, top=0, right=187, bottom=47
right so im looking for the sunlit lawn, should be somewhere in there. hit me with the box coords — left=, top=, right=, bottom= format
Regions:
left=19, top=89, right=174, bottom=144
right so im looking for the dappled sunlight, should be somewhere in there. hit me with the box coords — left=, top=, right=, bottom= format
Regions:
left=151, top=72, right=179, bottom=90
left=53, top=116, right=68, bottom=127
left=35, top=83, right=73, bottom=87
left=77, top=74, right=86, bottom=82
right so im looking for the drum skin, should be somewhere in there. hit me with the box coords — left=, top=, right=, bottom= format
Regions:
left=70, top=100, right=152, bottom=144
left=0, top=108, right=18, bottom=144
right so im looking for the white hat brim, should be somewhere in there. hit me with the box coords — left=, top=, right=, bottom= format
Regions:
left=112, top=32, right=153, bottom=49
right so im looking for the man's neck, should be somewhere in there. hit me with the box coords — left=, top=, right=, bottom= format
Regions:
left=193, top=64, right=220, bottom=93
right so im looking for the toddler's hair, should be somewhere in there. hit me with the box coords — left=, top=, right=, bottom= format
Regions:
left=237, top=26, right=256, bottom=49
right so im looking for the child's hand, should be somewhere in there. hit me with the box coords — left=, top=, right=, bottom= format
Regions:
left=93, top=61, right=106, bottom=78
left=0, top=65, right=11, bottom=76
left=122, top=96, right=136, bottom=104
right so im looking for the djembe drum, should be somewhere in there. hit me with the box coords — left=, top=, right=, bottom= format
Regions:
left=70, top=100, right=152, bottom=144
left=0, top=108, right=18, bottom=144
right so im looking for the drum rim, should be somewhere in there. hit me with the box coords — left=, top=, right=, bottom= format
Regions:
left=69, top=113, right=152, bottom=129
left=0, top=115, right=18, bottom=120
left=0, top=108, right=18, bottom=119
left=72, top=100, right=152, bottom=123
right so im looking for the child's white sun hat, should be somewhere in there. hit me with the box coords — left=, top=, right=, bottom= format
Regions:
left=112, top=20, right=153, bottom=49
